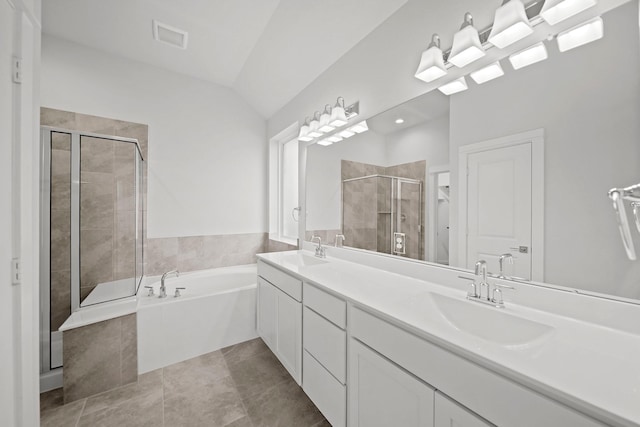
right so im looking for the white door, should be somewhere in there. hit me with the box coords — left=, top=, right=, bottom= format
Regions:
left=257, top=278, right=277, bottom=348
left=349, top=339, right=435, bottom=427
left=465, top=142, right=532, bottom=279
left=276, top=289, right=302, bottom=384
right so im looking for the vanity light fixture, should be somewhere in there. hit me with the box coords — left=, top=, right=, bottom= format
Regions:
left=470, top=61, right=505, bottom=84
left=329, top=97, right=349, bottom=127
left=437, top=77, right=469, bottom=95
left=326, top=135, right=343, bottom=143
left=308, top=111, right=324, bottom=138
left=508, top=41, right=548, bottom=70
left=298, top=117, right=314, bottom=142
left=488, top=0, right=533, bottom=49
left=540, top=0, right=597, bottom=26
left=415, top=34, right=448, bottom=83
left=395, top=118, right=405, bottom=124
left=448, top=13, right=486, bottom=68
left=556, top=16, right=603, bottom=52
left=319, top=104, right=335, bottom=133
left=339, top=129, right=356, bottom=139
left=316, top=139, right=333, bottom=146
left=348, top=121, right=369, bottom=134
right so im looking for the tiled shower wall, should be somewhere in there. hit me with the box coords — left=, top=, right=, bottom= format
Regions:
left=43, top=107, right=149, bottom=330
left=326, top=159, right=426, bottom=259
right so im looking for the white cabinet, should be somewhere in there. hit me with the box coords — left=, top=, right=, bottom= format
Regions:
left=301, top=284, right=348, bottom=427
left=435, top=392, right=493, bottom=427
left=257, top=278, right=276, bottom=347
left=257, top=261, right=302, bottom=384
left=349, top=338, right=435, bottom=427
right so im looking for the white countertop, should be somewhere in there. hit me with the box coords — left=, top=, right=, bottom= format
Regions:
left=257, top=250, right=640, bottom=427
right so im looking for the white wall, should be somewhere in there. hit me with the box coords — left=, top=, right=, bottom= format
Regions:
left=448, top=2, right=640, bottom=298
left=41, top=35, right=267, bottom=238
left=385, top=115, right=450, bottom=167
left=306, top=132, right=387, bottom=231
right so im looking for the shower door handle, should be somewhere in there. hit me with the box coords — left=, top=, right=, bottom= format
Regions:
left=292, top=207, right=301, bottom=222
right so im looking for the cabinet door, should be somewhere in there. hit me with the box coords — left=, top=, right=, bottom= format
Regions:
left=435, top=392, right=493, bottom=427
left=349, top=339, right=434, bottom=427
left=257, top=278, right=277, bottom=348
left=276, top=290, right=302, bottom=384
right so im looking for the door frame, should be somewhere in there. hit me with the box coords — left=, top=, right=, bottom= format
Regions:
left=458, top=128, right=544, bottom=281
left=427, top=164, right=449, bottom=263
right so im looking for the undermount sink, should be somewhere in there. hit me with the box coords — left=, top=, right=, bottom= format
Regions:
left=281, top=252, right=328, bottom=267
left=429, top=292, right=555, bottom=347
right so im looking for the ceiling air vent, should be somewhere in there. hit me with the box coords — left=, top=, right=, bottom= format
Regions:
left=152, top=20, right=188, bottom=49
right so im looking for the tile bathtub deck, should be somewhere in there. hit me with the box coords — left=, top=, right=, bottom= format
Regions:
left=40, top=338, right=330, bottom=427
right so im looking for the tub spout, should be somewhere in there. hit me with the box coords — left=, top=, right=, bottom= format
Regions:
left=160, top=270, right=180, bottom=298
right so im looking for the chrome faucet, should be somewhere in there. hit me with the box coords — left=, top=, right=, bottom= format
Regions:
left=310, top=235, right=326, bottom=258
left=160, top=270, right=179, bottom=298
left=474, top=260, right=489, bottom=300
left=334, top=234, right=345, bottom=248
left=498, top=253, right=514, bottom=279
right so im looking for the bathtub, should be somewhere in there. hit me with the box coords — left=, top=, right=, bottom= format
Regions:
left=137, top=264, right=258, bottom=374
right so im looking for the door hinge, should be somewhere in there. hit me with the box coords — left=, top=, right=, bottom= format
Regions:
left=12, top=258, right=21, bottom=285
left=12, top=57, right=22, bottom=84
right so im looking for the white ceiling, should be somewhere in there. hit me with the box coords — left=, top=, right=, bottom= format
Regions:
left=42, top=0, right=408, bottom=118
left=368, top=90, right=450, bottom=136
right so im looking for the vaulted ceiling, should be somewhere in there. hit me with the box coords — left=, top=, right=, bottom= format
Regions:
left=42, top=0, right=408, bottom=118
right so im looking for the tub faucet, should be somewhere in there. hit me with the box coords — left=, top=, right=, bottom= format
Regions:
left=160, top=270, right=180, bottom=298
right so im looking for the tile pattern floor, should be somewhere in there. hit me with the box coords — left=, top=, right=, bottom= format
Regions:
left=40, top=338, right=330, bottom=427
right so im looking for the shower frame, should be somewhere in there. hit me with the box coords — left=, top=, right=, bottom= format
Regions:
left=341, top=174, right=423, bottom=258
left=39, top=126, right=144, bottom=375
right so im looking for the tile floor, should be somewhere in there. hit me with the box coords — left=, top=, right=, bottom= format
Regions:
left=40, top=338, right=330, bottom=427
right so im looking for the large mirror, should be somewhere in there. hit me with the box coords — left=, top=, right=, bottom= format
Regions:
left=305, top=0, right=640, bottom=300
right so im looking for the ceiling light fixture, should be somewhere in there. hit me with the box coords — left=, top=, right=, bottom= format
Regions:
left=308, top=112, right=324, bottom=138
left=415, top=34, right=448, bottom=83
left=509, top=42, right=548, bottom=70
left=348, top=121, right=369, bottom=134
left=395, top=118, right=405, bottom=124
left=438, top=77, right=469, bottom=95
left=448, top=13, right=486, bottom=68
left=339, top=129, right=356, bottom=139
left=329, top=97, right=349, bottom=127
left=488, top=0, right=533, bottom=49
left=297, top=117, right=313, bottom=142
left=319, top=104, right=335, bottom=133
left=540, top=0, right=597, bottom=26
left=556, top=16, right=603, bottom=52
left=470, top=61, right=505, bottom=84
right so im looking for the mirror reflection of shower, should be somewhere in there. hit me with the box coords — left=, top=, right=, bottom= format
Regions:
left=342, top=163, right=424, bottom=260
left=435, top=171, right=450, bottom=265
left=40, top=127, right=144, bottom=372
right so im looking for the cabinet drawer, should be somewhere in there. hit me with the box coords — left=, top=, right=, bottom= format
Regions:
left=303, top=350, right=346, bottom=427
left=258, top=260, right=302, bottom=301
left=303, top=282, right=346, bottom=329
left=303, top=306, right=346, bottom=384
left=351, top=306, right=604, bottom=427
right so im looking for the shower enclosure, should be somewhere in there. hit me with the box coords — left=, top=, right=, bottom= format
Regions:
left=342, top=175, right=423, bottom=259
left=39, top=127, right=144, bottom=377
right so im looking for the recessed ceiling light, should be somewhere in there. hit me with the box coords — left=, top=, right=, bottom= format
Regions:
left=153, top=20, right=189, bottom=49
left=395, top=118, right=405, bottom=124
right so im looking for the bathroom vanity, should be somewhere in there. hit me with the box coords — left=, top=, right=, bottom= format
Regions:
left=257, top=250, right=640, bottom=427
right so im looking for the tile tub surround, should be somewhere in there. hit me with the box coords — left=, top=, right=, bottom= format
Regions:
left=42, top=338, right=329, bottom=427
left=145, top=233, right=298, bottom=276
left=63, top=313, right=137, bottom=403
